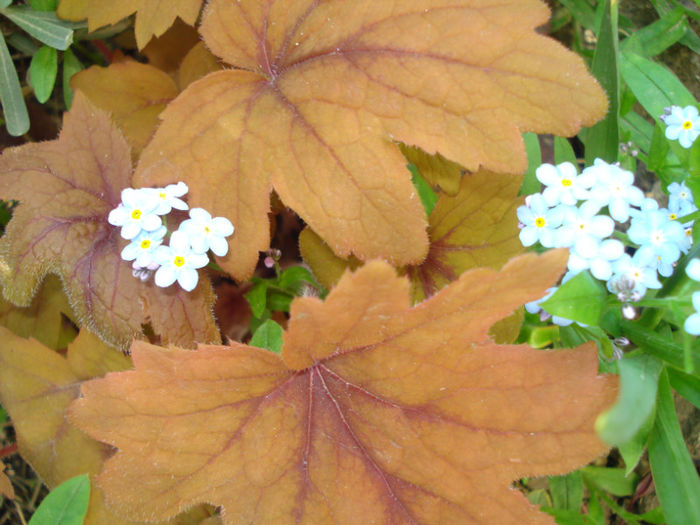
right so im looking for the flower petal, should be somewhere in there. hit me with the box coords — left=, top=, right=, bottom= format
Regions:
left=177, top=268, right=199, bottom=292
left=155, top=266, right=177, bottom=288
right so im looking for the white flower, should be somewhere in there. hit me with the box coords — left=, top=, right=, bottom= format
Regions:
left=154, top=231, right=209, bottom=291
left=149, top=182, right=189, bottom=215
left=567, top=238, right=624, bottom=281
left=556, top=200, right=615, bottom=256
left=629, top=209, right=686, bottom=276
left=108, top=188, right=162, bottom=239
left=179, top=208, right=234, bottom=256
left=668, top=181, right=696, bottom=218
left=607, top=250, right=661, bottom=298
left=584, top=159, right=644, bottom=223
left=120, top=226, right=167, bottom=267
left=687, top=258, right=700, bottom=281
left=661, top=105, right=700, bottom=149
left=535, top=162, right=594, bottom=206
left=684, top=291, right=700, bottom=335
left=516, top=193, right=563, bottom=248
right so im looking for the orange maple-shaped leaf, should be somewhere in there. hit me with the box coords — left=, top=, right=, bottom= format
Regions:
left=70, top=252, right=617, bottom=524
left=0, top=93, right=220, bottom=350
left=135, top=0, right=606, bottom=280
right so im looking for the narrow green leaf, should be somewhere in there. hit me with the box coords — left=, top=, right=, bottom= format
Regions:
left=620, top=51, right=696, bottom=122
left=584, top=0, right=619, bottom=165
left=540, top=507, right=591, bottom=525
left=1, top=6, right=73, bottom=50
left=548, top=471, right=583, bottom=511
left=29, top=45, right=57, bottom=103
left=647, top=122, right=671, bottom=171
left=61, top=48, right=81, bottom=109
left=541, top=271, right=606, bottom=326
left=249, top=319, right=283, bottom=354
left=621, top=319, right=700, bottom=371
left=649, top=369, right=700, bottom=525
left=581, top=467, right=638, bottom=497
left=0, top=0, right=12, bottom=8
left=28, top=0, right=59, bottom=11
left=557, top=0, right=597, bottom=30
left=595, top=352, right=662, bottom=445
left=408, top=164, right=437, bottom=217
left=520, top=132, right=542, bottom=195
left=244, top=282, right=267, bottom=319
left=618, top=410, right=655, bottom=475
left=553, top=136, right=578, bottom=166
left=621, top=111, right=653, bottom=154
left=668, top=367, right=700, bottom=409
left=622, top=7, right=687, bottom=57
left=28, top=474, right=90, bottom=525
left=0, top=31, right=29, bottom=136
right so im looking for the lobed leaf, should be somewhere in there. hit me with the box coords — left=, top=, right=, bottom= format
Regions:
left=136, top=0, right=607, bottom=280
left=0, top=93, right=220, bottom=350
left=70, top=252, right=617, bottom=524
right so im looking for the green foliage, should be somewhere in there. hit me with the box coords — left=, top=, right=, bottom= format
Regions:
left=248, top=319, right=284, bottom=354
left=542, top=271, right=606, bottom=326
left=28, top=474, right=90, bottom=525
left=29, top=45, right=57, bottom=103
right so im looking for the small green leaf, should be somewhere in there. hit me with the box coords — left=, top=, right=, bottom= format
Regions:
left=621, top=111, right=653, bottom=154
left=581, top=467, right=638, bottom=497
left=618, top=410, right=655, bottom=475
left=29, top=45, right=57, bottom=103
left=249, top=319, right=283, bottom=354
left=28, top=474, right=90, bottom=525
left=595, top=352, right=663, bottom=446
left=1, top=6, right=73, bottom=50
left=647, top=122, right=671, bottom=171
left=548, top=471, right=583, bottom=511
left=267, top=290, right=292, bottom=313
left=541, top=271, right=606, bottom=326
left=668, top=367, right=700, bottom=409
left=622, top=7, right=687, bottom=57
left=649, top=369, right=700, bottom=525
left=408, top=164, right=437, bottom=217
left=61, top=48, right=81, bottom=109
left=621, top=319, right=700, bottom=371
left=28, top=0, right=58, bottom=11
left=0, top=404, right=7, bottom=423
left=0, top=0, right=12, bottom=8
left=278, top=266, right=319, bottom=293
left=557, top=0, right=597, bottom=30
left=520, top=132, right=542, bottom=196
left=553, top=136, right=578, bottom=166
left=244, top=282, right=268, bottom=319
left=0, top=31, right=29, bottom=136
left=540, top=507, right=591, bottom=525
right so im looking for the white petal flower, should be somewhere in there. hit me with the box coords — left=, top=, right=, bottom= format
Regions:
left=154, top=231, right=210, bottom=291
left=149, top=182, right=189, bottom=215
left=662, top=105, right=700, bottom=149
left=516, top=193, right=563, bottom=248
left=536, top=162, right=594, bottom=206
left=568, top=238, right=624, bottom=280
left=668, top=181, right=697, bottom=219
left=108, top=188, right=162, bottom=240
left=687, top=258, right=700, bottom=281
left=179, top=208, right=235, bottom=256
left=556, top=200, right=614, bottom=255
left=120, top=226, right=167, bottom=268
left=584, top=159, right=644, bottom=222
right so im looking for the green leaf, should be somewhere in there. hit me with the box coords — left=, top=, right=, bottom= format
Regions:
left=541, top=271, right=606, bottom=326
left=408, top=164, right=437, bottom=217
left=553, top=136, right=578, bottom=166
left=28, top=474, right=90, bottom=525
left=647, top=122, right=671, bottom=171
left=28, top=0, right=58, bottom=11
left=1, top=6, right=73, bottom=50
left=244, top=282, right=267, bottom=319
left=583, top=0, right=619, bottom=165
left=649, top=369, right=700, bottom=525
left=278, top=266, right=320, bottom=293
left=548, top=471, right=583, bottom=511
left=622, top=7, right=687, bottom=57
left=668, top=367, right=700, bottom=409
left=621, top=319, right=700, bottom=371
left=0, top=31, right=29, bottom=136
left=618, top=410, right=655, bottom=475
left=540, top=507, right=592, bottom=525
left=29, top=45, right=57, bottom=103
left=581, top=467, right=638, bottom=497
left=0, top=0, right=11, bottom=8
left=249, top=319, right=283, bottom=354
left=620, top=51, right=696, bottom=123
left=520, top=132, right=542, bottom=195
left=557, top=0, right=597, bottom=31
left=267, top=290, right=292, bottom=313
left=595, top=352, right=663, bottom=446
left=61, top=48, right=81, bottom=109
left=0, top=404, right=7, bottom=423
left=621, top=111, right=653, bottom=154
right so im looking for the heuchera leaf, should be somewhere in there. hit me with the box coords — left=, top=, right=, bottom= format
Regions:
left=135, top=0, right=607, bottom=281
left=0, top=93, right=220, bottom=350
left=70, top=252, right=617, bottom=525
left=399, top=144, right=464, bottom=196
left=0, top=465, right=13, bottom=500
left=70, top=61, right=179, bottom=156
left=56, top=0, right=204, bottom=49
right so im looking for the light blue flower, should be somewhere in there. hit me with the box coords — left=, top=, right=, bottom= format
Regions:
left=179, top=208, right=235, bottom=256
left=688, top=258, right=700, bottom=281
left=661, top=105, right=700, bottom=149
left=517, top=193, right=563, bottom=248
left=607, top=250, right=661, bottom=299
left=629, top=197, right=659, bottom=220
left=668, top=181, right=697, bottom=218
left=148, top=182, right=189, bottom=215
left=629, top=209, right=686, bottom=276
left=555, top=200, right=614, bottom=256
left=684, top=291, right=700, bottom=335
left=107, top=188, right=162, bottom=239
left=154, top=231, right=210, bottom=292
left=584, top=159, right=645, bottom=222
left=567, top=238, right=624, bottom=281
left=536, top=162, right=594, bottom=206
left=120, top=225, right=167, bottom=268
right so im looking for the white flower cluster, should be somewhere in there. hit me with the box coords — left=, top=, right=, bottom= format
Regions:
left=519, top=159, right=696, bottom=327
left=107, top=183, right=234, bottom=291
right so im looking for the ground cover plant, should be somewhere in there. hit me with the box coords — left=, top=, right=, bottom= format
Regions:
left=0, top=0, right=698, bottom=524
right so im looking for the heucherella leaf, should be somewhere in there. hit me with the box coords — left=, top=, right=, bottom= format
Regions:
left=0, top=465, right=13, bottom=500
left=399, top=144, right=464, bottom=196
left=135, top=0, right=607, bottom=281
left=56, top=0, right=203, bottom=49
left=28, top=474, right=90, bottom=525
left=0, top=92, right=220, bottom=350
left=70, top=252, right=617, bottom=524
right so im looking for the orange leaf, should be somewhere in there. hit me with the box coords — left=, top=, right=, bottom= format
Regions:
left=0, top=465, right=13, bottom=500
left=142, top=19, right=201, bottom=73
left=71, top=61, right=179, bottom=156
left=400, top=144, right=464, bottom=196
left=0, top=93, right=220, bottom=350
left=70, top=252, right=617, bottom=524
left=136, top=0, right=606, bottom=280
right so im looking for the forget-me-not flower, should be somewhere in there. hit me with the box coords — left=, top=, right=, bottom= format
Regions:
left=556, top=200, right=615, bottom=256
left=661, top=105, right=700, bottom=149
left=154, top=231, right=210, bottom=291
left=629, top=209, right=686, bottom=276
left=179, top=208, right=235, bottom=256
left=517, top=193, right=563, bottom=248
left=536, top=162, right=594, bottom=206
left=584, top=159, right=645, bottom=223
left=567, top=238, right=624, bottom=281
left=120, top=225, right=167, bottom=268
left=606, top=250, right=661, bottom=299
left=149, top=182, right=189, bottom=215
left=107, top=188, right=162, bottom=239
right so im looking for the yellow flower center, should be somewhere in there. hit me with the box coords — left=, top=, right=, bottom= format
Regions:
left=683, top=120, right=693, bottom=130
left=204, top=226, right=211, bottom=234
left=131, top=209, right=142, bottom=220
left=535, top=217, right=546, bottom=228
left=669, top=213, right=677, bottom=220
left=173, top=256, right=185, bottom=267
left=140, top=239, right=151, bottom=249
left=561, top=179, right=572, bottom=187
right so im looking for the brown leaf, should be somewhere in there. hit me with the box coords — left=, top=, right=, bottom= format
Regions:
left=400, top=144, right=464, bottom=196
left=0, top=93, right=220, bottom=350
left=70, top=252, right=617, bottom=524
left=71, top=61, right=179, bottom=156
left=177, top=42, right=224, bottom=91
left=135, top=0, right=605, bottom=280
left=0, top=465, right=14, bottom=500
left=142, top=19, right=201, bottom=73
